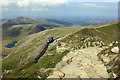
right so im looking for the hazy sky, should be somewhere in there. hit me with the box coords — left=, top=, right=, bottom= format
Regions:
left=0, top=0, right=119, bottom=19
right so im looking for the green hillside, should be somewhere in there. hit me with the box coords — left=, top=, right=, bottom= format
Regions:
left=2, top=22, right=118, bottom=79
left=60, top=23, right=118, bottom=47
left=2, top=17, right=65, bottom=58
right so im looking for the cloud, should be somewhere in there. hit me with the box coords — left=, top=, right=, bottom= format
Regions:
left=0, top=0, right=12, bottom=7
left=74, top=0, right=119, bottom=2
left=31, top=8, right=48, bottom=11
left=83, top=4, right=99, bottom=7
left=80, top=3, right=107, bottom=8
left=1, top=0, right=68, bottom=7
left=17, top=0, right=29, bottom=7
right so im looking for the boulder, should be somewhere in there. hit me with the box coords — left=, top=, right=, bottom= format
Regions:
left=112, top=72, right=117, bottom=78
left=111, top=47, right=119, bottom=53
left=52, top=71, right=65, bottom=78
left=37, top=76, right=41, bottom=79
left=3, top=70, right=12, bottom=75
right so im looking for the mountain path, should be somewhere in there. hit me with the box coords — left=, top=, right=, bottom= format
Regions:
left=48, top=47, right=109, bottom=79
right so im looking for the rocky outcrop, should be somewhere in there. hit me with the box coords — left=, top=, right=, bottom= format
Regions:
left=97, top=44, right=119, bottom=78
left=47, top=47, right=109, bottom=79
left=68, top=36, right=106, bottom=50
left=111, top=47, right=119, bottom=53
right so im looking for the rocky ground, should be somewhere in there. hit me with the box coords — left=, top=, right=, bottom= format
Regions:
left=46, top=29, right=119, bottom=79
left=47, top=47, right=110, bottom=79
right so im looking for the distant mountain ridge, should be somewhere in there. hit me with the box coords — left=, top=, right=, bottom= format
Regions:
left=2, top=17, right=63, bottom=40
left=7, top=17, right=55, bottom=24
left=2, top=17, right=117, bottom=27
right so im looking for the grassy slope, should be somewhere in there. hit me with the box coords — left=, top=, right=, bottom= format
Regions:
left=61, top=23, right=118, bottom=45
left=2, top=27, right=80, bottom=78
left=2, top=22, right=64, bottom=57
left=4, top=51, right=69, bottom=78
left=2, top=27, right=81, bottom=70
left=2, top=22, right=118, bottom=78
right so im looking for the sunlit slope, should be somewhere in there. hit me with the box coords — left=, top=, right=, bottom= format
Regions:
left=2, top=22, right=118, bottom=78
left=2, top=17, right=64, bottom=57
left=2, top=27, right=81, bottom=70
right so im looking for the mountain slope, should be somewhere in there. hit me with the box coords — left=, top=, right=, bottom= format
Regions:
left=2, top=17, right=64, bottom=58
left=2, top=22, right=119, bottom=79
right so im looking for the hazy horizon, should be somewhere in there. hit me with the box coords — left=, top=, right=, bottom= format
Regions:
left=1, top=0, right=118, bottom=20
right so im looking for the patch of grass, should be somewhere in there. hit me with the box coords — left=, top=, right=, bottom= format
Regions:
left=48, top=45, right=57, bottom=54
left=3, top=50, right=70, bottom=78
left=96, top=23, right=118, bottom=43
left=107, top=66, right=118, bottom=73
left=2, top=47, right=35, bottom=71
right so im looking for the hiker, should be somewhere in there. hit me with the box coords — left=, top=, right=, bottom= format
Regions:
left=57, top=41, right=61, bottom=46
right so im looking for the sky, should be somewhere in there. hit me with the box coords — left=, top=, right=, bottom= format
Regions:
left=0, top=0, right=119, bottom=19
